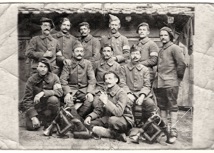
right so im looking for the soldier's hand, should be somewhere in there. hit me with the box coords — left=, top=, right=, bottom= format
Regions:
left=63, top=59, right=72, bottom=66
left=128, top=93, right=136, bottom=102
left=84, top=116, right=91, bottom=125
left=112, top=56, right=117, bottom=61
left=99, top=92, right=108, bottom=104
left=136, top=94, right=145, bottom=105
left=31, top=117, right=40, bottom=129
left=64, top=93, right=73, bottom=105
left=34, top=92, right=44, bottom=104
left=56, top=51, right=63, bottom=57
left=43, top=50, right=53, bottom=58
left=85, top=93, right=94, bottom=102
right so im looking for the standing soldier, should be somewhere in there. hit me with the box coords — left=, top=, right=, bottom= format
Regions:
left=26, top=17, right=60, bottom=75
left=60, top=43, right=96, bottom=121
left=136, top=22, right=159, bottom=82
left=78, top=22, right=101, bottom=65
left=19, top=58, right=63, bottom=131
left=120, top=45, right=157, bottom=142
left=154, top=27, right=186, bottom=144
left=100, top=14, right=130, bottom=64
left=84, top=71, right=134, bottom=142
left=52, top=17, right=81, bottom=75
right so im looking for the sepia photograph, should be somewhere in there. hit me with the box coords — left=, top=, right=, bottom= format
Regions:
left=17, top=2, right=193, bottom=149
left=0, top=1, right=214, bottom=150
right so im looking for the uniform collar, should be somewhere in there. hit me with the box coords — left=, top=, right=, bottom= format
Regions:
left=79, top=34, right=92, bottom=42
left=107, top=84, right=120, bottom=97
left=162, top=41, right=173, bottom=50
left=100, top=57, right=115, bottom=67
left=56, top=31, right=71, bottom=38
left=139, top=37, right=150, bottom=45
left=127, top=61, right=143, bottom=71
left=72, top=58, right=85, bottom=69
left=40, top=34, right=53, bottom=41
left=108, top=32, right=121, bottom=39
left=35, top=72, right=52, bottom=84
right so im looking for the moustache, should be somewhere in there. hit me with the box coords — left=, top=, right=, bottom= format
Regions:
left=44, top=29, right=50, bottom=31
left=63, top=28, right=68, bottom=31
left=132, top=57, right=138, bottom=60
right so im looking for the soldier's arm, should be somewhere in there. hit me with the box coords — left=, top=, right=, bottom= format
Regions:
left=139, top=67, right=151, bottom=96
left=60, top=65, right=72, bottom=95
left=119, top=66, right=131, bottom=94
left=25, top=37, right=44, bottom=60
left=141, top=42, right=159, bottom=67
left=104, top=90, right=127, bottom=117
left=20, top=78, right=39, bottom=119
left=115, top=37, right=130, bottom=63
left=56, top=41, right=65, bottom=64
left=91, top=38, right=101, bottom=63
left=86, top=61, right=96, bottom=95
left=43, top=74, right=63, bottom=98
left=87, top=97, right=104, bottom=120
left=172, top=46, right=187, bottom=80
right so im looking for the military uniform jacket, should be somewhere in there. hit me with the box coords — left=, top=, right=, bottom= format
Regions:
left=88, top=84, right=134, bottom=127
left=79, top=34, right=101, bottom=63
left=136, top=37, right=159, bottom=68
left=52, top=31, right=81, bottom=65
left=100, top=32, right=129, bottom=63
left=25, top=35, right=59, bottom=69
left=20, top=72, right=63, bottom=118
left=60, top=58, right=96, bottom=95
left=93, top=58, right=121, bottom=89
left=156, top=41, right=186, bottom=88
left=120, top=62, right=151, bottom=97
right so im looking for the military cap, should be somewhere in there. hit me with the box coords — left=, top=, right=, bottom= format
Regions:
left=136, top=22, right=150, bottom=33
left=39, top=58, right=52, bottom=72
left=160, top=26, right=174, bottom=39
left=123, top=45, right=130, bottom=51
left=73, top=42, right=84, bottom=50
left=109, top=14, right=120, bottom=23
left=40, top=17, right=55, bottom=29
left=79, top=22, right=90, bottom=29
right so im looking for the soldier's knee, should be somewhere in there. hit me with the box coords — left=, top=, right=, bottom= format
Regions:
left=47, top=96, right=60, bottom=106
left=108, top=116, right=119, bottom=126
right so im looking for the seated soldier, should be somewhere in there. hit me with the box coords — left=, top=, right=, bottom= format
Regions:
left=84, top=71, right=134, bottom=142
left=120, top=45, right=157, bottom=142
left=93, top=44, right=121, bottom=94
left=19, top=58, right=63, bottom=131
left=60, top=43, right=96, bottom=130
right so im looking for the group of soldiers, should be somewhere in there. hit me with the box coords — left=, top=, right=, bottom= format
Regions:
left=19, top=14, right=186, bottom=144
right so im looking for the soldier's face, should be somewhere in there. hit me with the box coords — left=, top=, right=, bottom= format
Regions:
left=61, top=20, right=71, bottom=34
left=109, top=21, right=120, bottom=34
left=37, top=62, right=48, bottom=76
left=80, top=25, right=90, bottom=37
left=104, top=73, right=118, bottom=88
left=131, top=51, right=141, bottom=62
left=138, top=26, right=150, bottom=38
left=73, top=47, right=84, bottom=60
left=102, top=46, right=113, bottom=60
left=160, top=30, right=170, bottom=44
left=41, top=22, right=51, bottom=35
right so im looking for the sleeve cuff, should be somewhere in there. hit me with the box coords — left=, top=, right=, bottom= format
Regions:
left=26, top=107, right=38, bottom=119
left=43, top=90, right=55, bottom=97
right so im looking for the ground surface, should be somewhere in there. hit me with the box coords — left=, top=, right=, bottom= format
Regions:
left=19, top=110, right=192, bottom=150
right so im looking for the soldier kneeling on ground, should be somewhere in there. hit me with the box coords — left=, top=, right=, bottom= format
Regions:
left=19, top=58, right=63, bottom=131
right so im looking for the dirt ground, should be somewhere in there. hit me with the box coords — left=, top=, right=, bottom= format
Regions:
left=19, top=110, right=192, bottom=150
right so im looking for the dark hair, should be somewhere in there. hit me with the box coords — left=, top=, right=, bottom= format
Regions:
left=100, top=44, right=114, bottom=53
left=103, top=71, right=120, bottom=84
left=60, top=17, right=71, bottom=26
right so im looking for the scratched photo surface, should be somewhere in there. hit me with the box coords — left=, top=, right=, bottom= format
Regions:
left=0, top=2, right=213, bottom=149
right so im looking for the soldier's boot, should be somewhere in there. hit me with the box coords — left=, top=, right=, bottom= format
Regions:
left=168, top=111, right=178, bottom=144
left=110, top=130, right=127, bottom=142
left=92, top=126, right=113, bottom=138
left=129, top=128, right=142, bottom=144
left=72, top=118, right=92, bottom=139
